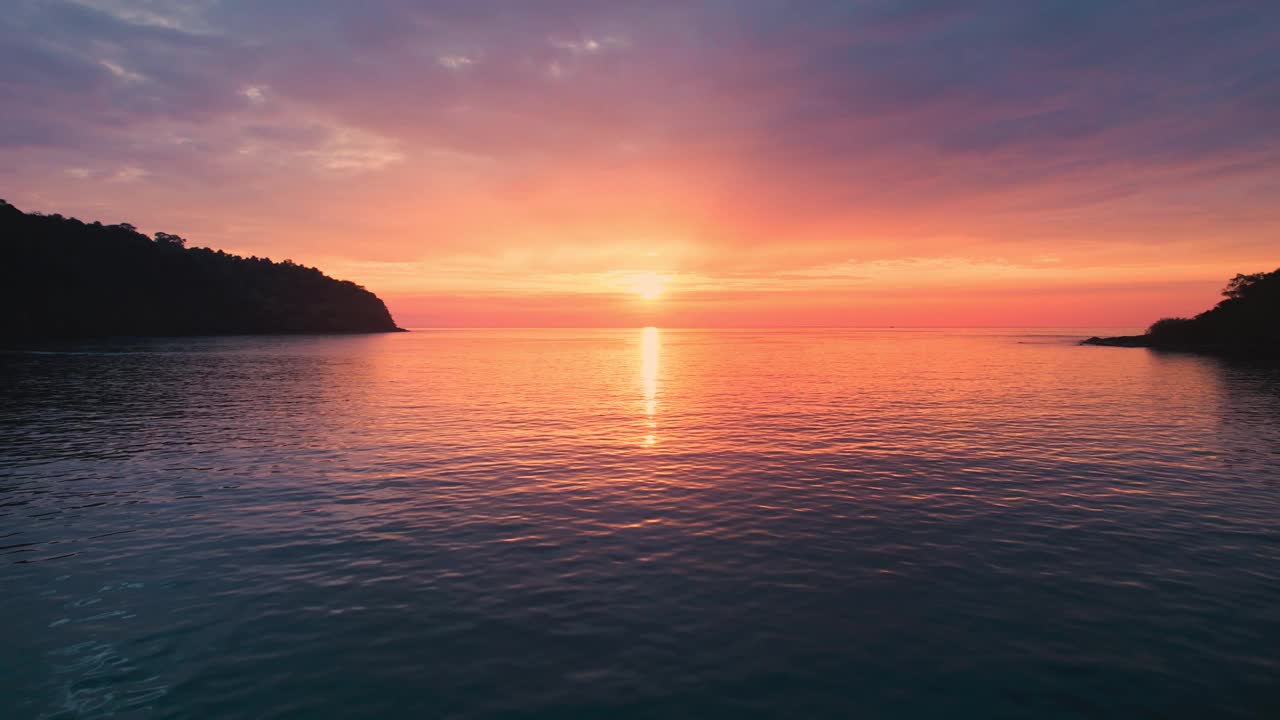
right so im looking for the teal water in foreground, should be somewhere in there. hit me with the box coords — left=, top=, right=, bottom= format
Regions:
left=2, top=329, right=1278, bottom=719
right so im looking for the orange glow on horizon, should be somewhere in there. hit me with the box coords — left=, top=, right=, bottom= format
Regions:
left=4, top=2, right=1275, bottom=329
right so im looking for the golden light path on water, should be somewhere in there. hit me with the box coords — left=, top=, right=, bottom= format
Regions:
left=641, top=327, right=659, bottom=447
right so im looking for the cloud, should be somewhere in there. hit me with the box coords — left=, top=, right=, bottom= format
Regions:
left=98, top=59, right=147, bottom=83
left=1, top=0, right=1278, bottom=324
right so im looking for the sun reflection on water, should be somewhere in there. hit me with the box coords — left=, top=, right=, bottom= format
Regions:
left=641, top=326, right=660, bottom=446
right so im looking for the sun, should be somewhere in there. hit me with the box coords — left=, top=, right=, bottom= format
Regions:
left=627, top=271, right=670, bottom=300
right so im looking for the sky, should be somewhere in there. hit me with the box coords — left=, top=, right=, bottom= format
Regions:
left=2, top=0, right=1278, bottom=327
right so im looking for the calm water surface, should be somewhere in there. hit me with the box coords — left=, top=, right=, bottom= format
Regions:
left=2, top=329, right=1279, bottom=719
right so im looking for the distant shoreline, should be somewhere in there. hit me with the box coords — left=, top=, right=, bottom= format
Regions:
left=1080, top=333, right=1275, bottom=360
left=5, top=328, right=409, bottom=343
left=1081, top=334, right=1151, bottom=348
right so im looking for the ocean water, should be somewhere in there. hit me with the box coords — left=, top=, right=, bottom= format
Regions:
left=2, top=328, right=1278, bottom=719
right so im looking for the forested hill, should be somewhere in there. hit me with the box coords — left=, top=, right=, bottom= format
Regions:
left=1, top=200, right=404, bottom=339
left=1083, top=268, right=1279, bottom=359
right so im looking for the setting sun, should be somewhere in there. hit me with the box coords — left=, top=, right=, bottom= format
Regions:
left=626, top=272, right=670, bottom=300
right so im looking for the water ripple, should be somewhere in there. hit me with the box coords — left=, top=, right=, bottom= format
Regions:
left=2, top=329, right=1279, bottom=719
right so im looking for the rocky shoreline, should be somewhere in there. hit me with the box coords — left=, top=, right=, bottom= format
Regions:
left=1081, top=335, right=1151, bottom=348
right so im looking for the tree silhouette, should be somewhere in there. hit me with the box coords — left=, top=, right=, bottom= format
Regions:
left=1, top=199, right=404, bottom=339
left=1140, top=268, right=1280, bottom=357
left=154, top=232, right=187, bottom=248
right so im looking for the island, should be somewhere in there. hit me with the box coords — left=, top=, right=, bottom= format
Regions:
left=1, top=199, right=404, bottom=338
left=1083, top=268, right=1279, bottom=359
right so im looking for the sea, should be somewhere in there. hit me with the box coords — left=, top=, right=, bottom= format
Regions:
left=2, top=328, right=1278, bottom=719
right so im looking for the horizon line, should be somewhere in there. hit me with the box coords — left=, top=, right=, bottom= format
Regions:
left=399, top=325, right=1143, bottom=330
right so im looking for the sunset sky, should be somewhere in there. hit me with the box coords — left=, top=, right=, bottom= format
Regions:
left=3, top=0, right=1278, bottom=327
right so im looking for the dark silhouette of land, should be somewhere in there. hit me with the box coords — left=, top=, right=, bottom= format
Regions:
left=1, top=199, right=404, bottom=339
left=1083, top=269, right=1279, bottom=359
